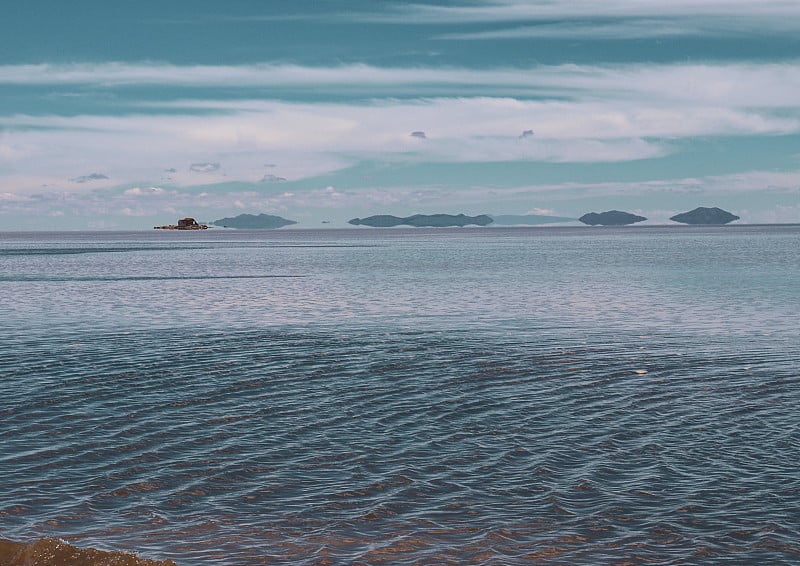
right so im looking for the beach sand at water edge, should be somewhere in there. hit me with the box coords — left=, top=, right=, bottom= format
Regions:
left=0, top=538, right=176, bottom=566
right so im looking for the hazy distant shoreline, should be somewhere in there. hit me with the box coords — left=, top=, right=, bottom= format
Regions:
left=3, top=222, right=800, bottom=234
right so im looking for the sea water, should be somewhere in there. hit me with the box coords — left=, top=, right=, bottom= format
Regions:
left=1, top=226, right=799, bottom=564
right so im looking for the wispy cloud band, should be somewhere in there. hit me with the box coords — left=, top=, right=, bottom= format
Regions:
left=364, top=0, right=800, bottom=23
left=3, top=61, right=800, bottom=109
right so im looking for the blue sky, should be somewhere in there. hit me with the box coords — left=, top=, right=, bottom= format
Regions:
left=2, top=0, right=800, bottom=229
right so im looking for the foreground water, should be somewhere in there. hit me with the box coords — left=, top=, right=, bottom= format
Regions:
left=1, top=226, right=799, bottom=564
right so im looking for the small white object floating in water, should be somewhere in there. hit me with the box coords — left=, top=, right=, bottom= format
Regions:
left=634, top=369, right=648, bottom=375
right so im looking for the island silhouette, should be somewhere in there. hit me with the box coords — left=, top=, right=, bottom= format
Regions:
left=212, top=213, right=297, bottom=229
left=156, top=206, right=744, bottom=230
left=579, top=211, right=647, bottom=226
left=670, top=207, right=740, bottom=225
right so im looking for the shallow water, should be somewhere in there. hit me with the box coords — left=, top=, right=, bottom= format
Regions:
left=2, top=226, right=799, bottom=564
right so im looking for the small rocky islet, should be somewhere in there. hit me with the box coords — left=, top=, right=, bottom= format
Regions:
left=153, top=217, right=208, bottom=230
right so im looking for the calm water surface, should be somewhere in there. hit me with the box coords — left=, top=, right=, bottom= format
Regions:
left=1, top=226, right=799, bottom=564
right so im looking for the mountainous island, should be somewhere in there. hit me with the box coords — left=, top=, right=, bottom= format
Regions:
left=670, top=207, right=740, bottom=225
left=211, top=213, right=297, bottom=229
left=579, top=210, right=647, bottom=226
left=348, top=214, right=494, bottom=227
left=490, top=214, right=576, bottom=226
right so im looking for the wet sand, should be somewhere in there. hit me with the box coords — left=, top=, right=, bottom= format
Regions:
left=0, top=538, right=176, bottom=566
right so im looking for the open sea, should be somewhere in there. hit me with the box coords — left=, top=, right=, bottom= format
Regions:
left=1, top=225, right=799, bottom=565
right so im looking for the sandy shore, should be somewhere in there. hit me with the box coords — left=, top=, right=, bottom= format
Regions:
left=0, top=538, right=176, bottom=566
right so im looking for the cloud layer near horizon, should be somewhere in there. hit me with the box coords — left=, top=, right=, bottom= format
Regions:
left=3, top=61, right=800, bottom=192
left=2, top=0, right=800, bottom=228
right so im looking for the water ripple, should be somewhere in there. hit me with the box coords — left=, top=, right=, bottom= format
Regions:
left=3, top=227, right=800, bottom=563
left=2, top=325, right=799, bottom=564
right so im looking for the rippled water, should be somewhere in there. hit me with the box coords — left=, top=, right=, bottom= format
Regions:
left=2, top=226, right=799, bottom=564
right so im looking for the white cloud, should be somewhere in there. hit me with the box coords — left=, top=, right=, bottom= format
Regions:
left=114, top=93, right=800, bottom=143
left=0, top=143, right=34, bottom=160
left=503, top=171, right=800, bottom=200
left=436, top=19, right=754, bottom=40
left=0, top=90, right=797, bottom=195
left=1, top=192, right=35, bottom=202
left=755, top=203, right=800, bottom=224
left=124, top=186, right=165, bottom=196
left=352, top=0, right=800, bottom=44
left=368, top=0, right=800, bottom=24
left=4, top=61, right=800, bottom=109
left=190, top=162, right=221, bottom=173
left=181, top=1, right=800, bottom=37
left=2, top=61, right=800, bottom=203
left=3, top=168, right=798, bottom=225
left=0, top=62, right=504, bottom=88
left=0, top=61, right=800, bottom=117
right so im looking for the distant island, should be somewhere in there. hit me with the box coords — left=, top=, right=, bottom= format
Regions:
left=211, top=213, right=297, bottom=229
left=670, top=207, right=740, bottom=225
left=579, top=210, right=647, bottom=226
left=491, top=214, right=576, bottom=226
left=349, top=214, right=494, bottom=227
left=154, top=217, right=208, bottom=230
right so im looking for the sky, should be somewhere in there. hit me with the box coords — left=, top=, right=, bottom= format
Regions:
left=2, top=0, right=800, bottom=229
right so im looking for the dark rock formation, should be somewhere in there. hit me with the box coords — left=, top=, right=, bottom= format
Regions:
left=491, top=214, right=575, bottom=226
left=579, top=210, right=647, bottom=226
left=154, top=217, right=208, bottom=230
left=348, top=214, right=493, bottom=228
left=670, top=207, right=740, bottom=225
left=211, top=213, right=297, bottom=229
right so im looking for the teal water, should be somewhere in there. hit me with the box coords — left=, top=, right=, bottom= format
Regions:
left=1, top=226, right=799, bottom=564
